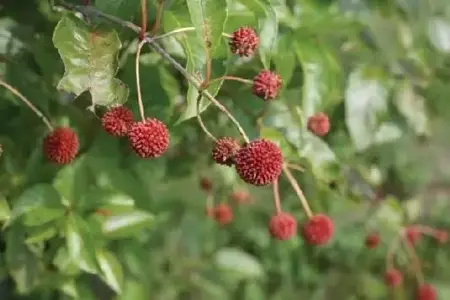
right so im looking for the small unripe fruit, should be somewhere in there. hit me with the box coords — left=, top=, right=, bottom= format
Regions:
left=43, top=127, right=79, bottom=165
left=101, top=106, right=134, bottom=137
left=417, top=284, right=437, bottom=300
left=269, top=213, right=297, bottom=240
left=230, top=189, right=251, bottom=204
left=384, top=269, right=403, bottom=287
left=435, top=230, right=448, bottom=244
left=307, top=112, right=330, bottom=137
left=212, top=137, right=240, bottom=166
left=302, top=214, right=334, bottom=246
left=406, top=226, right=422, bottom=245
left=199, top=177, right=213, bottom=192
left=229, top=27, right=259, bottom=57
left=128, top=118, right=169, bottom=159
left=252, top=70, right=282, bottom=101
left=365, top=232, right=381, bottom=249
left=213, top=203, right=233, bottom=225
left=234, top=139, right=283, bottom=186
left=95, top=208, right=111, bottom=217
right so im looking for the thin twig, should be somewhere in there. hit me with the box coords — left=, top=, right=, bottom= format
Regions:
left=272, top=179, right=282, bottom=214
left=57, top=1, right=250, bottom=143
left=207, top=75, right=253, bottom=87
left=0, top=78, right=53, bottom=131
left=153, top=28, right=231, bottom=41
left=385, top=235, right=401, bottom=270
left=135, top=39, right=147, bottom=120
left=196, top=94, right=217, bottom=141
left=287, top=163, right=305, bottom=172
left=139, top=0, right=147, bottom=40
left=150, top=0, right=164, bottom=36
left=153, top=27, right=195, bottom=40
left=282, top=164, right=313, bottom=218
left=401, top=234, right=425, bottom=284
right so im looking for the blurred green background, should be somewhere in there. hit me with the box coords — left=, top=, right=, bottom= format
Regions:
left=1, top=0, right=450, bottom=299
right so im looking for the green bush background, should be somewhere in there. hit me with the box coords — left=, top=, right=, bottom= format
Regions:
left=1, top=0, right=450, bottom=299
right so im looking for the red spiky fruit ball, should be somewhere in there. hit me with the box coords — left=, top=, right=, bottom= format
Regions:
left=229, top=26, right=259, bottom=57
left=252, top=70, right=282, bottom=101
left=307, top=112, right=330, bottom=137
left=128, top=118, right=169, bottom=158
left=230, top=189, right=251, bottom=204
left=212, top=137, right=241, bottom=166
left=234, top=139, right=283, bottom=186
left=365, top=232, right=381, bottom=249
left=213, top=203, right=233, bottom=225
left=43, top=127, right=79, bottom=165
left=269, top=212, right=297, bottom=240
left=101, top=106, right=134, bottom=137
left=199, top=177, right=213, bottom=192
left=406, top=226, right=422, bottom=245
left=417, top=284, right=437, bottom=300
left=302, top=214, right=334, bottom=246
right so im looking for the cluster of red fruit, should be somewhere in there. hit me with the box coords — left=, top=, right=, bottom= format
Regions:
left=364, top=226, right=448, bottom=300
left=202, top=135, right=334, bottom=245
left=42, top=106, right=170, bottom=165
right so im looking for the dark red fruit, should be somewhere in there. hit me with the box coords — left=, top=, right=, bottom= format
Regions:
left=212, top=137, right=240, bottom=166
left=384, top=269, right=403, bottom=287
left=128, top=118, right=169, bottom=158
left=43, top=127, right=79, bottom=165
left=365, top=232, right=381, bottom=249
left=230, top=189, right=251, bottom=204
left=101, top=106, right=134, bottom=137
left=269, top=213, right=297, bottom=240
left=213, top=203, right=233, bottom=225
left=406, top=226, right=422, bottom=245
left=234, top=139, right=283, bottom=186
left=252, top=70, right=282, bottom=101
left=229, top=27, right=259, bottom=57
left=200, top=177, right=213, bottom=192
left=307, top=112, right=330, bottom=137
left=417, top=284, right=437, bottom=300
left=302, top=214, right=334, bottom=246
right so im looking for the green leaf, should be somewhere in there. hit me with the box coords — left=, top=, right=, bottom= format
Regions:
left=94, top=0, right=140, bottom=19
left=52, top=15, right=128, bottom=106
left=65, top=215, right=99, bottom=274
left=186, top=0, right=228, bottom=54
left=238, top=0, right=278, bottom=68
left=214, top=248, right=264, bottom=279
left=102, top=210, right=154, bottom=238
left=295, top=38, right=341, bottom=117
left=0, top=195, right=11, bottom=222
left=164, top=4, right=228, bottom=122
left=53, top=155, right=91, bottom=205
left=257, top=1, right=277, bottom=69
left=428, top=18, right=450, bottom=53
left=5, top=226, right=42, bottom=294
left=96, top=249, right=123, bottom=294
left=118, top=280, right=149, bottom=300
left=11, top=184, right=64, bottom=226
left=345, top=68, right=389, bottom=151
left=0, top=18, right=25, bottom=55
left=395, top=81, right=429, bottom=135
left=25, top=224, right=58, bottom=244
left=273, top=34, right=296, bottom=86
left=82, top=188, right=135, bottom=213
